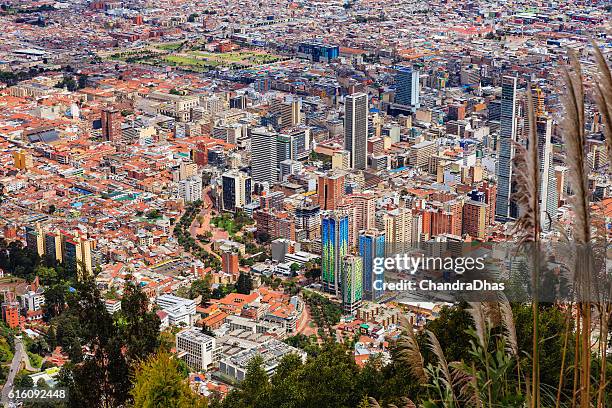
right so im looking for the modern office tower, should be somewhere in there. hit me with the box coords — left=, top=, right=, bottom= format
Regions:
left=297, top=42, right=339, bottom=62
left=336, top=202, right=358, bottom=249
left=344, top=93, right=368, bottom=170
left=377, top=208, right=412, bottom=256
left=342, top=255, right=363, bottom=314
left=359, top=230, right=386, bottom=301
left=321, top=213, right=349, bottom=295
left=13, top=150, right=33, bottom=170
left=271, top=97, right=301, bottom=129
left=462, top=200, right=488, bottom=240
left=251, top=127, right=278, bottom=184
left=101, top=108, right=122, bottom=142
left=317, top=172, right=345, bottom=210
left=332, top=150, right=351, bottom=170
left=230, top=95, right=247, bottom=109
left=176, top=328, right=216, bottom=371
left=175, top=161, right=198, bottom=182
left=350, top=193, right=377, bottom=232
left=25, top=224, right=45, bottom=257
left=295, top=201, right=321, bottom=240
left=279, top=160, right=303, bottom=181
left=277, top=128, right=310, bottom=163
left=477, top=181, right=497, bottom=226
left=277, top=133, right=293, bottom=164
left=395, top=67, right=420, bottom=110
left=488, top=100, right=502, bottom=122
left=44, top=231, right=63, bottom=264
left=286, top=127, right=311, bottom=160
left=536, top=116, right=558, bottom=230
left=221, top=250, right=240, bottom=275
left=409, top=140, right=436, bottom=171
left=222, top=170, right=252, bottom=212
left=495, top=76, right=519, bottom=221
left=62, top=232, right=93, bottom=277
left=179, top=176, right=203, bottom=203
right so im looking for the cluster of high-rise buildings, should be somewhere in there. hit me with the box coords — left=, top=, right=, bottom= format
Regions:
left=0, top=0, right=610, bottom=387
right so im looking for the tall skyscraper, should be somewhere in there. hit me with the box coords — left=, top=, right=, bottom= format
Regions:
left=495, top=76, right=519, bottom=220
left=251, top=127, right=278, bottom=184
left=222, top=170, right=252, bottom=212
left=344, top=93, right=368, bottom=170
left=13, top=150, right=33, bottom=170
left=342, top=255, right=363, bottom=314
left=101, top=108, right=122, bottom=142
left=536, top=116, right=558, bottom=230
left=350, top=193, right=377, bottom=232
left=321, top=213, right=349, bottom=295
left=395, top=67, right=420, bottom=110
left=377, top=207, right=412, bottom=256
left=62, top=232, right=93, bottom=278
left=270, top=97, right=301, bottom=130
left=277, top=134, right=293, bottom=164
left=359, top=230, right=385, bottom=302
left=317, top=172, right=345, bottom=210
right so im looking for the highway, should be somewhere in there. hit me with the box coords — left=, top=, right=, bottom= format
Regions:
left=1, top=337, right=37, bottom=407
left=1, top=337, right=25, bottom=407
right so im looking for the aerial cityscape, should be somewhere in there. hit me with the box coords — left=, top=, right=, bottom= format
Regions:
left=0, top=0, right=610, bottom=407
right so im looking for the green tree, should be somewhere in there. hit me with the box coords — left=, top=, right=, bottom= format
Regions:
left=77, top=74, right=88, bottom=89
left=236, top=272, right=253, bottom=295
left=131, top=351, right=207, bottom=408
left=117, top=280, right=161, bottom=363
left=189, top=276, right=212, bottom=305
left=56, top=277, right=160, bottom=408
left=290, top=263, right=301, bottom=275
left=227, top=356, right=271, bottom=408
left=15, top=372, right=34, bottom=388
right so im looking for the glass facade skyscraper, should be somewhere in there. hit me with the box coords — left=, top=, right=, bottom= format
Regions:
left=359, top=230, right=386, bottom=301
left=344, top=93, right=368, bottom=170
left=321, top=213, right=349, bottom=295
left=395, top=67, right=420, bottom=110
left=342, top=255, right=363, bottom=314
left=495, top=76, right=518, bottom=220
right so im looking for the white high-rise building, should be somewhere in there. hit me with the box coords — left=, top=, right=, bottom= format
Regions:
left=176, top=328, right=216, bottom=371
left=536, top=116, right=558, bottom=230
left=178, top=175, right=202, bottom=203
left=344, top=93, right=368, bottom=170
left=251, top=127, right=278, bottom=183
left=222, top=170, right=252, bottom=212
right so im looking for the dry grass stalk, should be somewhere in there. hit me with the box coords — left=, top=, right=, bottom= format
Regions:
left=590, top=40, right=612, bottom=175
left=560, top=49, right=591, bottom=408
left=426, top=330, right=456, bottom=404
left=396, top=322, right=428, bottom=383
